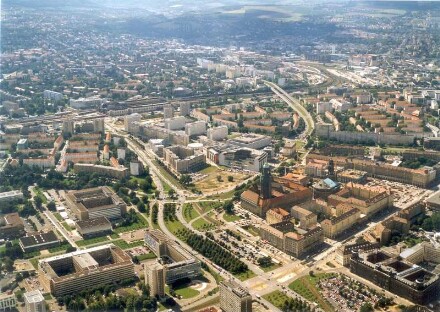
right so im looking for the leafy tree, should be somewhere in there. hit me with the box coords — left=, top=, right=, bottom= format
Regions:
left=227, top=175, right=234, bottom=182
left=179, top=174, right=192, bottom=186
left=47, top=201, right=56, bottom=211
left=360, top=302, right=374, bottom=312
left=223, top=201, right=234, bottom=214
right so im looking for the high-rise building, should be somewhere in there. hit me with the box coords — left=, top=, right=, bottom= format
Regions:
left=180, top=102, right=191, bottom=116
left=145, top=262, right=166, bottom=297
left=63, top=120, right=74, bottom=135
left=163, top=104, right=174, bottom=119
left=260, top=163, right=271, bottom=200
left=124, top=113, right=141, bottom=133
left=24, top=290, right=46, bottom=312
left=219, top=280, right=252, bottom=312
left=93, top=118, right=105, bottom=133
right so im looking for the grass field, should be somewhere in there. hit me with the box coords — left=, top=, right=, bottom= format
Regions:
left=174, top=283, right=200, bottom=299
left=263, top=290, right=293, bottom=309
left=260, top=262, right=282, bottom=272
left=289, top=273, right=335, bottom=311
left=192, top=217, right=215, bottom=232
left=242, top=225, right=259, bottom=236
left=112, top=239, right=144, bottom=250
left=61, top=222, right=73, bottom=231
left=137, top=253, right=156, bottom=261
left=197, top=201, right=222, bottom=213
left=223, top=213, right=242, bottom=222
left=114, top=213, right=148, bottom=234
left=165, top=219, right=187, bottom=236
left=183, top=204, right=200, bottom=222
left=234, top=270, right=256, bottom=281
left=76, top=236, right=108, bottom=247
left=48, top=243, right=71, bottom=254
left=53, top=212, right=63, bottom=222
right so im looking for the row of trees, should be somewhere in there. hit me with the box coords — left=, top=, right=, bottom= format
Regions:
left=186, top=233, right=248, bottom=275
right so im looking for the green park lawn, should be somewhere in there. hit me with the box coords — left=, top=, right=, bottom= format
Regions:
left=263, top=290, right=292, bottom=309
left=234, top=270, right=256, bottom=281
left=183, top=204, right=200, bottom=222
left=76, top=236, right=109, bottom=247
left=192, top=217, right=215, bottom=231
left=223, top=213, right=242, bottom=222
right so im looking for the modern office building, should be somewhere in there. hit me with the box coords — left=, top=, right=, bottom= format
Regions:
left=219, top=280, right=252, bottom=312
left=19, top=231, right=61, bottom=253
left=0, top=293, right=16, bottom=311
left=163, top=145, right=206, bottom=174
left=207, top=145, right=267, bottom=173
left=76, top=217, right=113, bottom=238
left=144, top=229, right=201, bottom=284
left=229, top=133, right=271, bottom=150
left=0, top=212, right=25, bottom=239
left=24, top=290, right=46, bottom=312
left=39, top=244, right=135, bottom=297
left=145, top=262, right=166, bottom=297
left=65, top=186, right=127, bottom=221
left=350, top=250, right=440, bottom=305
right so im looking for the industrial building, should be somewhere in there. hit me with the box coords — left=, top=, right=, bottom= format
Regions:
left=39, top=244, right=135, bottom=297
left=219, top=280, right=252, bottom=312
left=144, top=229, right=201, bottom=284
left=65, top=186, right=127, bottom=221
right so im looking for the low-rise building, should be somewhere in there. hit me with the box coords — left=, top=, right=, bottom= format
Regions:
left=76, top=217, right=112, bottom=238
left=0, top=293, right=16, bottom=311
left=266, top=208, right=290, bottom=225
left=321, top=207, right=360, bottom=238
left=291, top=206, right=317, bottom=230
left=0, top=213, right=25, bottom=239
left=39, top=244, right=135, bottom=297
left=73, top=163, right=129, bottom=180
left=336, top=242, right=379, bottom=266
left=229, top=133, right=271, bottom=150
left=19, top=231, right=60, bottom=253
left=65, top=186, right=126, bottom=221
left=350, top=250, right=440, bottom=305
